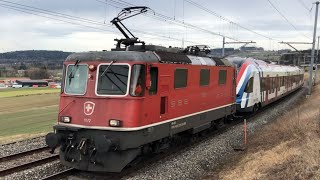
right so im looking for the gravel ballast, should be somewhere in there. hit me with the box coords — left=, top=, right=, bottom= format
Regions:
left=0, top=136, right=46, bottom=158
left=4, top=160, right=69, bottom=180
left=123, top=88, right=307, bottom=180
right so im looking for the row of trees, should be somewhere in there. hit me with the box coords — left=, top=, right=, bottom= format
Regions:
left=0, top=66, right=50, bottom=79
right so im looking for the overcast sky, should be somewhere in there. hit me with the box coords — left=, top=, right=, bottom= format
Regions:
left=0, top=0, right=317, bottom=52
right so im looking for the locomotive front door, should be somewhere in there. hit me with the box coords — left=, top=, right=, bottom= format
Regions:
left=145, top=66, right=160, bottom=123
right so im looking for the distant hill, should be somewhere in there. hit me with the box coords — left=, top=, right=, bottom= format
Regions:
left=0, top=50, right=72, bottom=62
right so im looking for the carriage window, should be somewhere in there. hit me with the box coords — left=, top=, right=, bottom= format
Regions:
left=97, top=64, right=129, bottom=95
left=219, top=70, right=227, bottom=85
left=261, top=78, right=265, bottom=91
left=130, top=65, right=145, bottom=97
left=174, top=69, right=188, bottom=88
left=244, top=77, right=253, bottom=93
left=149, top=67, right=158, bottom=95
left=200, top=69, right=210, bottom=86
left=65, top=64, right=88, bottom=95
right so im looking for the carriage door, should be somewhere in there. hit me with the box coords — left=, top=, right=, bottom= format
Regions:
left=275, top=74, right=279, bottom=97
left=253, top=72, right=260, bottom=104
left=265, top=75, right=269, bottom=103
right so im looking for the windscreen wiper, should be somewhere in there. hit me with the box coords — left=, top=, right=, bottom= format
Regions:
left=100, top=60, right=116, bottom=77
left=68, top=60, right=80, bottom=83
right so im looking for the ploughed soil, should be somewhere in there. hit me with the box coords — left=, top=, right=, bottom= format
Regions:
left=204, top=80, right=320, bottom=179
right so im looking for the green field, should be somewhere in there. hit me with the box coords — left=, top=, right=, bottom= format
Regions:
left=0, top=88, right=60, bottom=98
left=0, top=92, right=59, bottom=142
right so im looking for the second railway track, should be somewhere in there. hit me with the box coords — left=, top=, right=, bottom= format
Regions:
left=0, top=146, right=59, bottom=177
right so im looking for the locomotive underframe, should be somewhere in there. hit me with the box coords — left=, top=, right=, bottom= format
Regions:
left=50, top=104, right=235, bottom=172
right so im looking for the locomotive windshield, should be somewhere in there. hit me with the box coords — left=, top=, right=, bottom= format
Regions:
left=65, top=64, right=88, bottom=95
left=97, top=64, right=129, bottom=95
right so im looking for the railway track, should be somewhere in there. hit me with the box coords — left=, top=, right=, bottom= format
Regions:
left=0, top=146, right=50, bottom=163
left=0, top=146, right=59, bottom=177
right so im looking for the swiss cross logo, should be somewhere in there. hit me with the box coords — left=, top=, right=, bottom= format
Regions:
left=84, top=101, right=95, bottom=116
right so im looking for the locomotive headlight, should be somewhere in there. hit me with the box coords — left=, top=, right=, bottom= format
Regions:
left=109, top=119, right=122, bottom=127
left=89, top=64, right=96, bottom=71
left=60, top=116, right=71, bottom=123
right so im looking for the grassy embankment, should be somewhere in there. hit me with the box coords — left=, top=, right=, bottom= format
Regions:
left=204, top=72, right=320, bottom=179
left=0, top=88, right=60, bottom=144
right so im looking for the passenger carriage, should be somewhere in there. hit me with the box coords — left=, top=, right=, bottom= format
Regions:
left=228, top=57, right=304, bottom=112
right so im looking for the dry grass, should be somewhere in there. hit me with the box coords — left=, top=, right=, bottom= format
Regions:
left=204, top=73, right=320, bottom=180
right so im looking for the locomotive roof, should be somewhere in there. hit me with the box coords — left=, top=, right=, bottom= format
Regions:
left=66, top=51, right=232, bottom=66
left=66, top=51, right=159, bottom=63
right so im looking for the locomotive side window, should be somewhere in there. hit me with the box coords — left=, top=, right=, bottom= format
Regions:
left=130, top=65, right=145, bottom=97
left=174, top=69, right=188, bottom=88
left=244, top=77, right=253, bottom=93
left=200, top=69, right=210, bottom=86
left=218, top=70, right=227, bottom=85
left=61, top=64, right=66, bottom=94
left=97, top=64, right=129, bottom=95
left=149, top=67, right=158, bottom=95
left=65, top=64, right=88, bottom=95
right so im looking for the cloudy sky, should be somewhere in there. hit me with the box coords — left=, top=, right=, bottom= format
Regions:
left=0, top=0, right=317, bottom=52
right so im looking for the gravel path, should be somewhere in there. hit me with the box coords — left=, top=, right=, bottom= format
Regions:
left=122, top=88, right=307, bottom=180
left=0, top=136, right=46, bottom=158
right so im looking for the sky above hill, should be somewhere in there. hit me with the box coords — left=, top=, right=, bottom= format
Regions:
left=0, top=0, right=317, bottom=52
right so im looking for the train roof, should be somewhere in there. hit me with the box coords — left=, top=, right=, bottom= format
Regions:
left=66, top=51, right=233, bottom=66
left=227, top=56, right=302, bottom=71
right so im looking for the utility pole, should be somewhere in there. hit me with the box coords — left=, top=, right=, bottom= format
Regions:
left=222, top=37, right=225, bottom=57
left=315, top=36, right=320, bottom=84
left=309, top=1, right=319, bottom=95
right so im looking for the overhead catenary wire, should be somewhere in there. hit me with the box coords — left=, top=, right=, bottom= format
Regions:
left=0, top=3, right=117, bottom=33
left=266, top=0, right=312, bottom=40
left=0, top=0, right=113, bottom=27
left=96, top=0, right=240, bottom=42
left=183, top=0, right=279, bottom=41
left=297, top=0, right=311, bottom=12
left=0, top=0, right=206, bottom=46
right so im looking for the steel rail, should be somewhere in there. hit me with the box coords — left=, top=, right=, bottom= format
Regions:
left=0, top=146, right=50, bottom=163
left=0, top=154, right=59, bottom=177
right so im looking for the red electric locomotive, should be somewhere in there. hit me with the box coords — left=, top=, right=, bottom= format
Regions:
left=45, top=7, right=236, bottom=172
